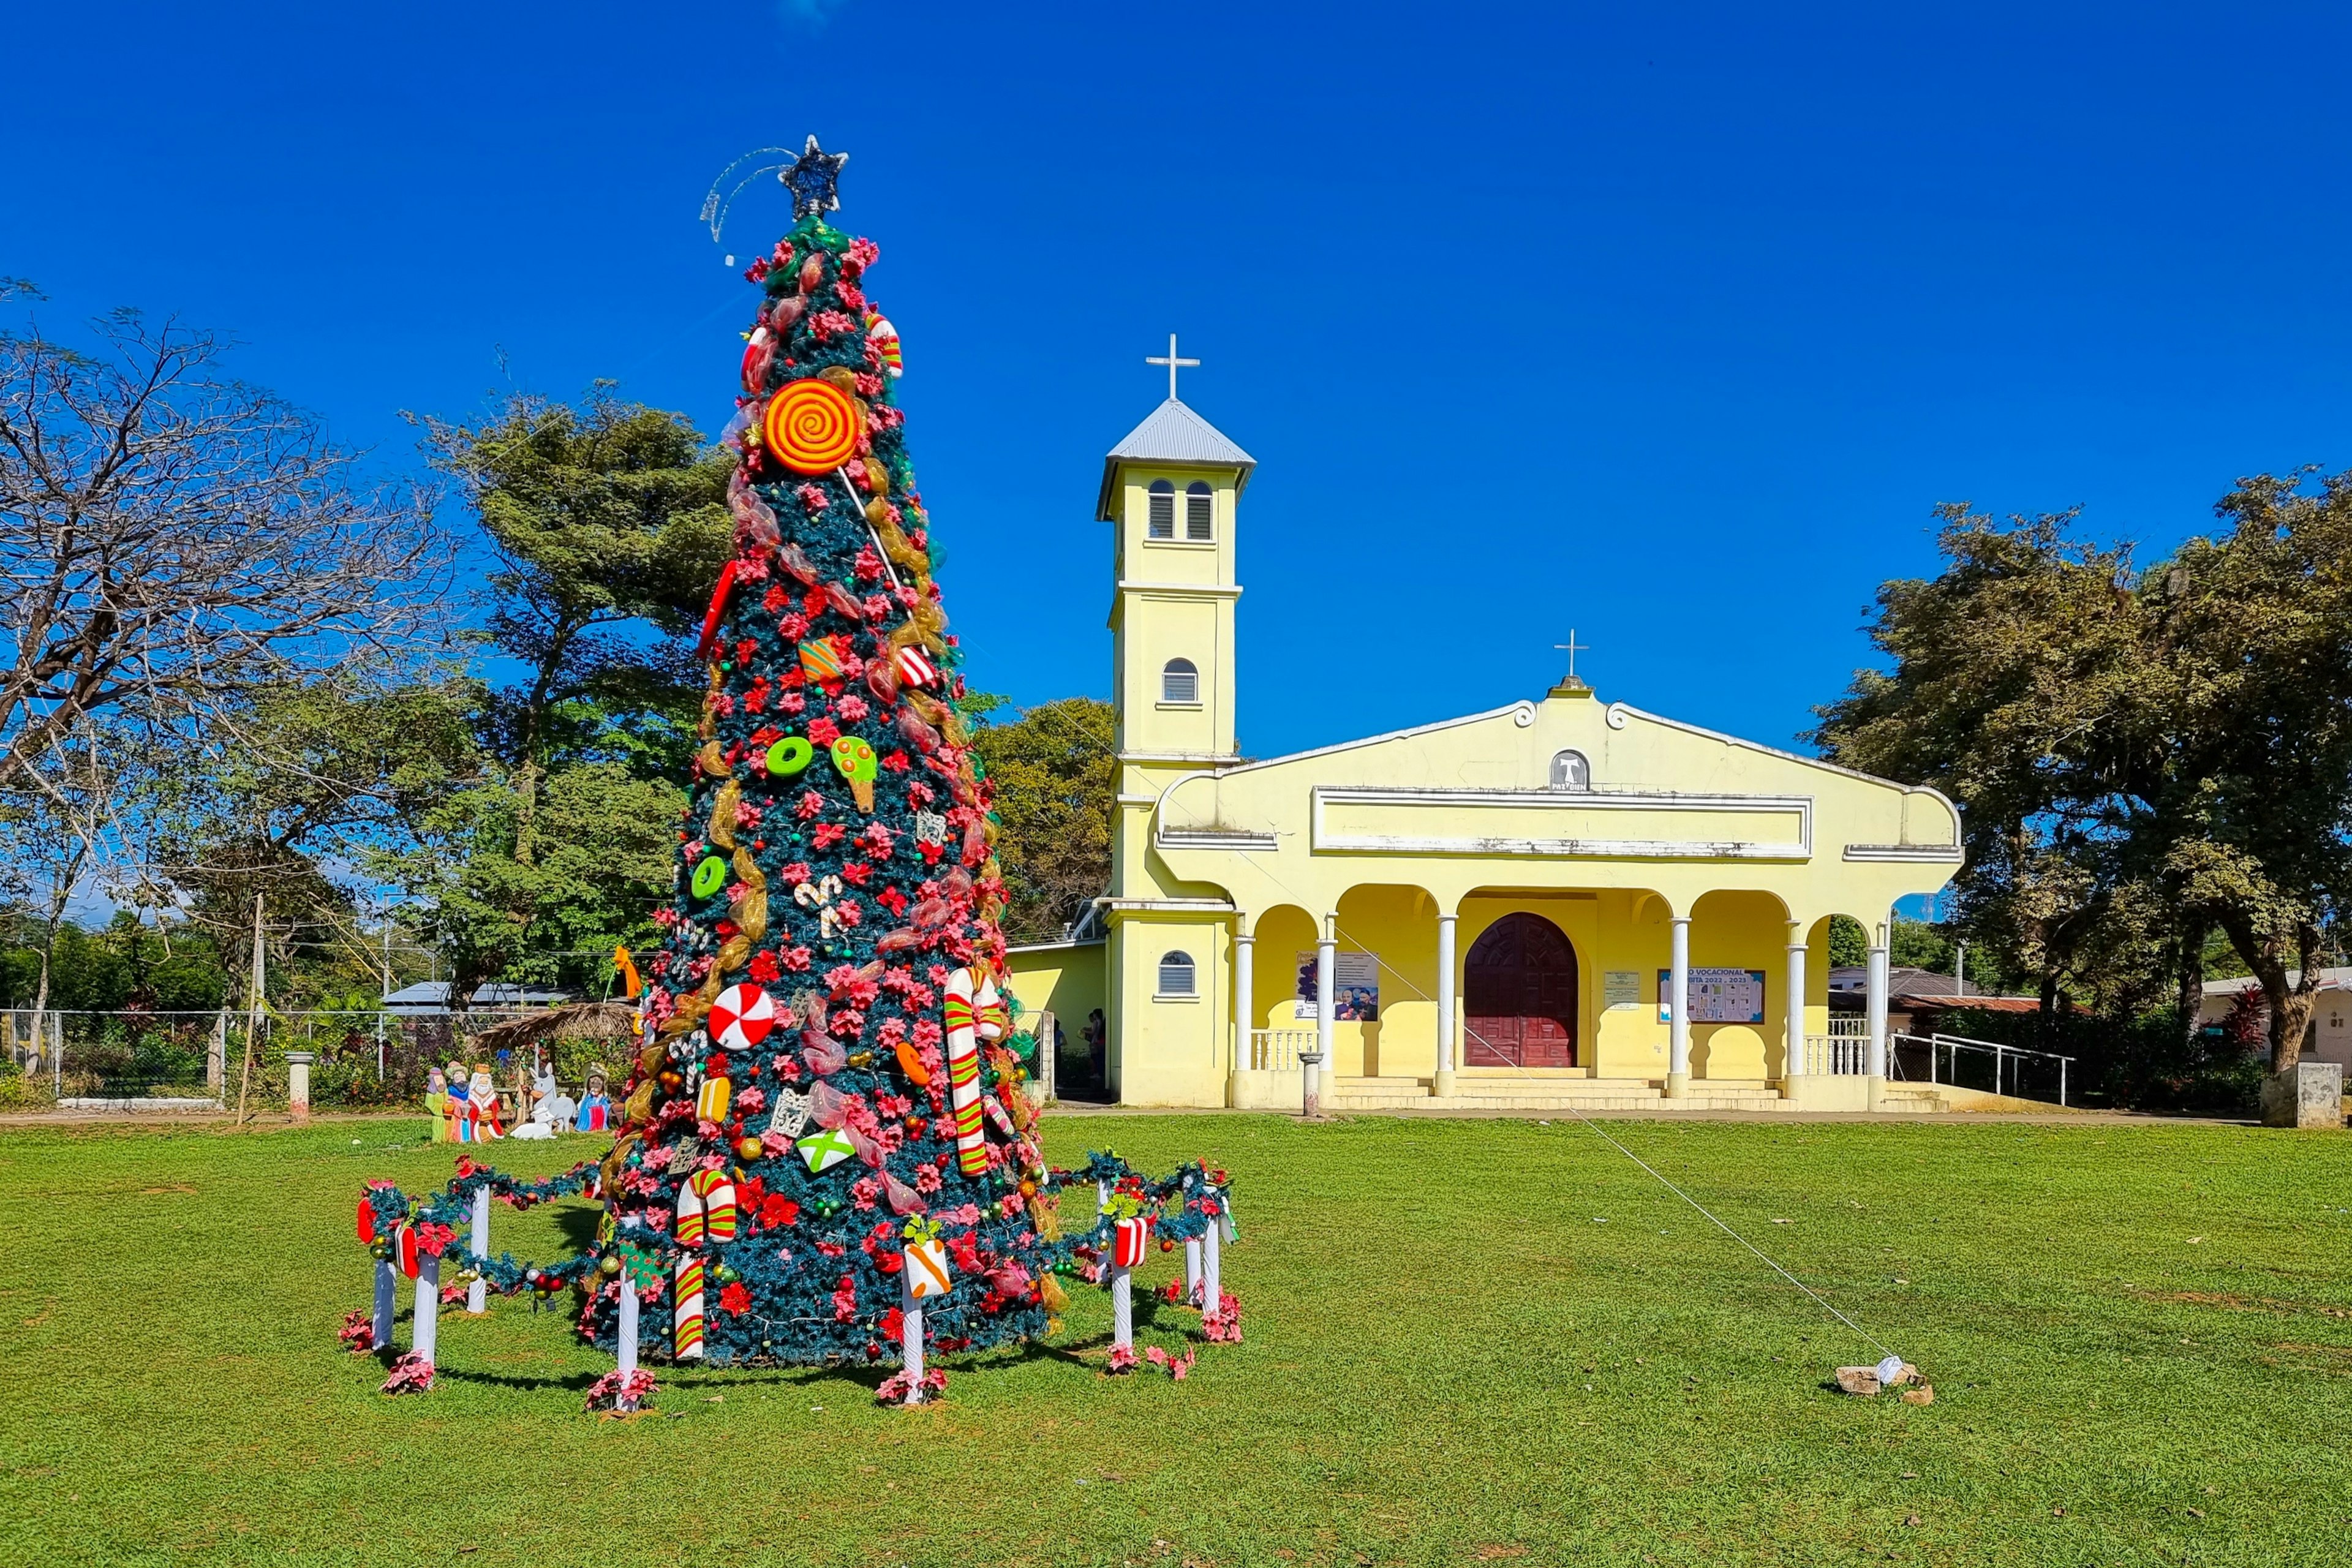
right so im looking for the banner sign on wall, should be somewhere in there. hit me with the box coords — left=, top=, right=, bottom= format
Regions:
left=1656, top=967, right=1766, bottom=1024
left=1295, top=951, right=1380, bottom=1020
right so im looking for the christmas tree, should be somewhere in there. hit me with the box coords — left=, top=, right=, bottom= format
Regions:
left=580, top=137, right=1066, bottom=1376
left=353, top=141, right=1240, bottom=1409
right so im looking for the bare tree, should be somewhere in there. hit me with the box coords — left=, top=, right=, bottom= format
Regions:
left=0, top=303, right=449, bottom=794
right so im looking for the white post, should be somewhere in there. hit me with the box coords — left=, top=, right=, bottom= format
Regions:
left=208, top=1011, right=227, bottom=1095
left=1433, top=911, right=1458, bottom=1098
left=1315, top=921, right=1337, bottom=1108
left=1866, top=924, right=1890, bottom=1110
left=616, top=1273, right=641, bottom=1410
left=1231, top=931, right=1253, bottom=1105
left=467, top=1186, right=490, bottom=1314
left=1666, top=915, right=1692, bottom=1097
left=1111, top=1263, right=1134, bottom=1352
left=1184, top=1234, right=1203, bottom=1306
left=616, top=1275, right=639, bottom=1376
left=372, top=1257, right=398, bottom=1348
left=413, top=1253, right=440, bottom=1365
left=900, top=1273, right=927, bottom=1403
left=1783, top=932, right=1807, bottom=1098
left=1203, top=1211, right=1223, bottom=1310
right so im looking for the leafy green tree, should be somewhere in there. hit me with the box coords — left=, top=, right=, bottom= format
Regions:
left=969, top=696, right=1115, bottom=943
left=384, top=391, right=733, bottom=1003
left=1815, top=480, right=2352, bottom=1070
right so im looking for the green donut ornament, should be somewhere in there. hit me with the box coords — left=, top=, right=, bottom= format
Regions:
left=764, top=736, right=815, bottom=777
left=691, top=854, right=728, bottom=899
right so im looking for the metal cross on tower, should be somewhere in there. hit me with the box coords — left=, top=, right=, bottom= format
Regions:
left=1553, top=630, right=1589, bottom=684
left=1146, top=333, right=1199, bottom=400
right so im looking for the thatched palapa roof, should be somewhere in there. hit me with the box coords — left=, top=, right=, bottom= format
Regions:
left=465, top=1002, right=640, bottom=1055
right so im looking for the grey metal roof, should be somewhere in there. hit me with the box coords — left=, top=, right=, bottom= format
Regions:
left=383, top=980, right=578, bottom=1014
left=1096, top=399, right=1256, bottom=519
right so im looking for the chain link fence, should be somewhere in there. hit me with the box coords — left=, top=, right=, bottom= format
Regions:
left=1, top=1007, right=620, bottom=1114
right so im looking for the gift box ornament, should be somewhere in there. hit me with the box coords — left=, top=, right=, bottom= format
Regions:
left=797, top=1125, right=857, bottom=1174
left=1112, top=1215, right=1153, bottom=1271
left=903, top=1236, right=952, bottom=1300
left=675, top=1168, right=738, bottom=1246
left=675, top=1257, right=706, bottom=1360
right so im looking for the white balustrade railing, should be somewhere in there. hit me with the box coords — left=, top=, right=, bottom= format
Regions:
left=1802, top=1033, right=1874, bottom=1076
left=1248, top=1029, right=1315, bottom=1072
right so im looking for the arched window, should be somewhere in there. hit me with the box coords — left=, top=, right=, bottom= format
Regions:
left=1549, top=749, right=1590, bottom=791
left=1157, top=951, right=1196, bottom=996
left=1161, top=658, right=1199, bottom=704
left=1185, top=481, right=1213, bottom=541
left=1147, top=480, right=1175, bottom=539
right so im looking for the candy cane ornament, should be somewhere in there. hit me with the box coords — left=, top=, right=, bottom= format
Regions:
left=941, top=967, right=1006, bottom=1177
left=674, top=1257, right=706, bottom=1360
left=675, top=1167, right=738, bottom=1247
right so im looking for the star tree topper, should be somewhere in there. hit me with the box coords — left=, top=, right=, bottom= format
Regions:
left=780, top=135, right=850, bottom=219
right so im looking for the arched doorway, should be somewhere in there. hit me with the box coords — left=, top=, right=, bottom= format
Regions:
left=1463, top=913, right=1580, bottom=1068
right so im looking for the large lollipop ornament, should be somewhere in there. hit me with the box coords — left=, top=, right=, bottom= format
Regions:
left=763, top=377, right=862, bottom=475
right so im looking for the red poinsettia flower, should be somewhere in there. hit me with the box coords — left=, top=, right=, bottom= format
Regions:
left=719, top=1281, right=750, bottom=1315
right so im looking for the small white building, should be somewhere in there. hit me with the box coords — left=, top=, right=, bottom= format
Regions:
left=2199, top=970, right=2352, bottom=1066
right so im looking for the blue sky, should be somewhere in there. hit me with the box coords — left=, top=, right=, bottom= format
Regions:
left=10, top=2, right=2352, bottom=763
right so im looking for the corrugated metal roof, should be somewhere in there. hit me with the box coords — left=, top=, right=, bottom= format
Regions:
left=1096, top=399, right=1256, bottom=519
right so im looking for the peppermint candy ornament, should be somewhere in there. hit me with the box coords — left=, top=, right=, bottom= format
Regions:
left=707, top=983, right=777, bottom=1051
left=894, top=644, right=938, bottom=688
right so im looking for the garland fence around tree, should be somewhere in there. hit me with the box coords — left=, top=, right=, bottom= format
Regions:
left=344, top=138, right=1244, bottom=1409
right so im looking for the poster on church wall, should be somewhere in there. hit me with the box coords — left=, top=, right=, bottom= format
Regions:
left=1295, top=951, right=1380, bottom=1020
left=1602, top=970, right=1643, bottom=1010
left=1655, top=967, right=1766, bottom=1023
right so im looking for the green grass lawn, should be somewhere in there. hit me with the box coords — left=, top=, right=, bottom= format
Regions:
left=6, top=1112, right=2352, bottom=1567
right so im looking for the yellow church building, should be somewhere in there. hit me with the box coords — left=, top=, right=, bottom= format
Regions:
left=1006, top=375, right=1964, bottom=1114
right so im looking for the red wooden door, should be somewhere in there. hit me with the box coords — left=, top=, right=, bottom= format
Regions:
left=1463, top=914, right=1579, bottom=1068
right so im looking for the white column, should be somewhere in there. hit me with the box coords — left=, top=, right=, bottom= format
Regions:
left=372, top=1257, right=398, bottom=1348
left=1314, top=921, right=1338, bottom=1110
left=1783, top=930, right=1808, bottom=1095
left=1184, top=1235, right=1203, bottom=1306
left=1433, top=911, right=1458, bottom=1099
left=1666, top=915, right=1692, bottom=1097
left=467, top=1186, right=491, bottom=1314
left=1231, top=932, right=1254, bottom=1102
left=1866, top=922, right=1890, bottom=1110
left=412, top=1254, right=440, bottom=1365
left=285, top=1050, right=314, bottom=1122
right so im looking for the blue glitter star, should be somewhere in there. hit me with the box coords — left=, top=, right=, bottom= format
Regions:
left=778, top=135, right=849, bottom=220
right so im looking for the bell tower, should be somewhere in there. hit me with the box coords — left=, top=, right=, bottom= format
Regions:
left=1097, top=336, right=1254, bottom=771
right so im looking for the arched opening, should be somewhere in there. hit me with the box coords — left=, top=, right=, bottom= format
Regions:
left=1161, top=657, right=1199, bottom=703
left=1147, top=479, right=1175, bottom=538
left=1463, top=912, right=1579, bottom=1068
